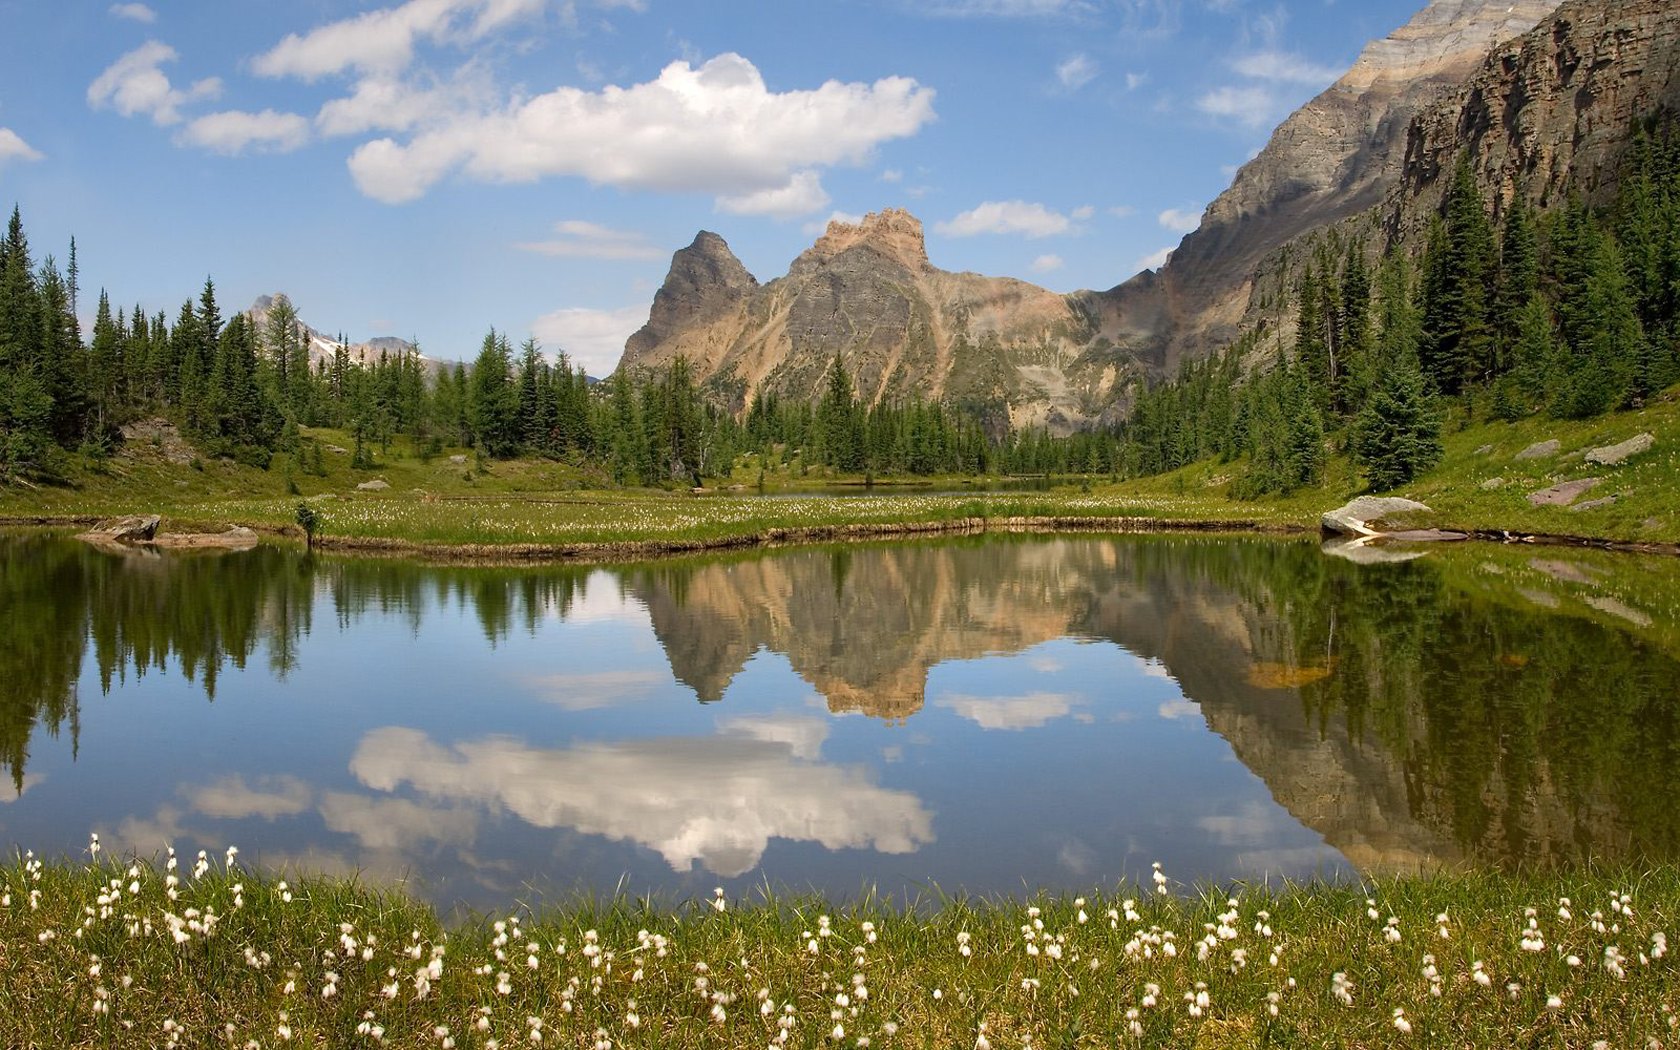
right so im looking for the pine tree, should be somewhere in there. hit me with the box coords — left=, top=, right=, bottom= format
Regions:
left=1353, top=349, right=1443, bottom=491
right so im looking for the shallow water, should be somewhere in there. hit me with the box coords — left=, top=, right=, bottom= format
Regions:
left=2, top=530, right=1677, bottom=911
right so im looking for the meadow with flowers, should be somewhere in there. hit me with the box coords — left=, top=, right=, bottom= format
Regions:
left=5, top=838, right=1680, bottom=1048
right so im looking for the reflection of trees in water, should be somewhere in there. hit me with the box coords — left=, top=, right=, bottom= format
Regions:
left=4, top=531, right=1680, bottom=868
left=0, top=537, right=597, bottom=789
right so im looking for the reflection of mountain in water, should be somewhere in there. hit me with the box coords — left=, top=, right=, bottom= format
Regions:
left=5, top=531, right=1680, bottom=875
left=625, top=537, right=1680, bottom=874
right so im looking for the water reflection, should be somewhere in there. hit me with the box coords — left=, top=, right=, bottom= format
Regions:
left=2, top=530, right=1678, bottom=909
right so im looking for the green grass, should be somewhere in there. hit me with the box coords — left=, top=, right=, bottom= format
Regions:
left=6, top=850, right=1680, bottom=1047
left=3, top=392, right=1680, bottom=554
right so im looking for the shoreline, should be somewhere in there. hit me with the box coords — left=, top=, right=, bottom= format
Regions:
left=6, top=510, right=1680, bottom=562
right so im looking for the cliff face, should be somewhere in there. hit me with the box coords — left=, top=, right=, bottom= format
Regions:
left=1391, top=0, right=1680, bottom=230
left=618, top=210, right=1130, bottom=434
left=1091, top=0, right=1563, bottom=373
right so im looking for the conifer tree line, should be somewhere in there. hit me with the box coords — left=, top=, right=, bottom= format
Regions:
left=1116, top=120, right=1680, bottom=494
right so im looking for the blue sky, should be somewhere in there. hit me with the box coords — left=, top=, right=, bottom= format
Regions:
left=0, top=0, right=1423, bottom=374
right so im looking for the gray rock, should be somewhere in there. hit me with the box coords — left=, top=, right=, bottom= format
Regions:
left=1530, top=558, right=1601, bottom=584
left=356, top=479, right=391, bottom=492
left=1474, top=444, right=1495, bottom=456
left=1514, top=439, right=1561, bottom=461
left=1517, top=587, right=1561, bottom=609
left=1570, top=495, right=1619, bottom=512
left=1526, top=477, right=1601, bottom=507
left=1587, top=596, right=1653, bottom=627
left=1479, top=477, right=1506, bottom=490
left=326, top=445, right=349, bottom=454
left=449, top=454, right=468, bottom=464
left=1320, top=496, right=1433, bottom=537
left=79, top=515, right=161, bottom=543
left=1585, top=432, right=1654, bottom=466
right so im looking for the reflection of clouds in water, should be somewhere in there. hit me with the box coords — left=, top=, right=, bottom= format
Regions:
left=935, top=691, right=1077, bottom=731
left=1056, top=836, right=1096, bottom=876
left=1140, top=658, right=1176, bottom=680
left=186, top=774, right=312, bottom=820
left=716, top=714, right=829, bottom=761
left=349, top=724, right=934, bottom=878
left=1, top=773, right=44, bottom=801
left=1029, top=655, right=1064, bottom=674
left=1157, top=698, right=1203, bottom=721
left=521, top=669, right=668, bottom=710
left=112, top=804, right=188, bottom=853
left=1228, top=844, right=1346, bottom=877
left=318, top=792, right=477, bottom=851
left=1197, top=801, right=1298, bottom=845
left=1198, top=804, right=1347, bottom=877
left=556, top=574, right=650, bottom=625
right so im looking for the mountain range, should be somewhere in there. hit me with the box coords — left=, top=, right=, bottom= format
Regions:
left=618, top=0, right=1680, bottom=432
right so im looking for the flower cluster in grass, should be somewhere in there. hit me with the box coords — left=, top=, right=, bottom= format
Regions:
left=6, top=840, right=1680, bottom=1048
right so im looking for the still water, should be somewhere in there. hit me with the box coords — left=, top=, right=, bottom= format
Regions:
left=2, top=530, right=1677, bottom=912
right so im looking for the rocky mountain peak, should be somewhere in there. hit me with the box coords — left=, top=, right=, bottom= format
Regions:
left=1341, top=0, right=1565, bottom=92
left=622, top=231, right=759, bottom=364
left=793, top=208, right=930, bottom=274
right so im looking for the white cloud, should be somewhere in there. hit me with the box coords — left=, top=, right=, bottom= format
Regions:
left=344, top=53, right=935, bottom=206
left=1157, top=207, right=1201, bottom=233
left=253, top=0, right=548, bottom=81
left=935, top=200, right=1073, bottom=239
left=177, top=109, right=310, bottom=155
left=802, top=210, right=866, bottom=236
left=530, top=304, right=649, bottom=377
left=521, top=669, right=667, bottom=710
left=715, top=714, right=830, bottom=762
left=936, top=691, right=1077, bottom=730
left=716, top=170, right=831, bottom=218
left=0, top=773, right=44, bottom=801
left=1108, top=204, right=1137, bottom=218
left=0, top=129, right=43, bottom=166
left=1136, top=245, right=1174, bottom=271
left=1055, top=53, right=1098, bottom=91
left=515, top=220, right=666, bottom=261
left=1233, top=50, right=1344, bottom=87
left=1125, top=71, right=1148, bottom=91
left=185, top=774, right=313, bottom=820
left=923, top=0, right=1094, bottom=15
left=109, top=2, right=156, bottom=22
left=1030, top=254, right=1064, bottom=273
left=1196, top=84, right=1277, bottom=127
left=316, top=68, right=494, bottom=137
left=1157, top=697, right=1202, bottom=720
left=879, top=168, right=903, bottom=183
left=349, top=725, right=933, bottom=877
left=318, top=792, right=478, bottom=851
left=87, top=40, right=221, bottom=126
left=1070, top=204, right=1095, bottom=220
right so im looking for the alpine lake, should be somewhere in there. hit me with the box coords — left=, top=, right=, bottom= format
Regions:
left=3, top=526, right=1679, bottom=916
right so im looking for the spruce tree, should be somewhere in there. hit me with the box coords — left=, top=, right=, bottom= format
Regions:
left=1354, top=349, right=1443, bottom=491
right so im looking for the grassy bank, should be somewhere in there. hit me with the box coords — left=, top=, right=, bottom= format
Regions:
left=5, top=851, right=1678, bottom=1048
left=0, top=391, right=1677, bottom=556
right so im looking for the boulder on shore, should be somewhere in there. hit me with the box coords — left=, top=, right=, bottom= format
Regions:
left=1321, top=497, right=1433, bottom=537
left=1585, top=433, right=1654, bottom=466
left=78, top=515, right=161, bottom=544
left=1527, top=478, right=1601, bottom=507
left=356, top=479, right=391, bottom=492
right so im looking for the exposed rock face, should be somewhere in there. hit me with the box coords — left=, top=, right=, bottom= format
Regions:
left=1321, top=496, right=1436, bottom=537
left=1392, top=0, right=1680, bottom=230
left=245, top=295, right=440, bottom=375
left=1587, top=433, right=1656, bottom=466
left=1091, top=0, right=1564, bottom=373
left=617, top=210, right=1128, bottom=434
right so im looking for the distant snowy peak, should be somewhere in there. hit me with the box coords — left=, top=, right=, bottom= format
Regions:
left=244, top=294, right=435, bottom=371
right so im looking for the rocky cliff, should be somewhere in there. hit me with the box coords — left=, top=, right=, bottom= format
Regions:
left=618, top=210, right=1129, bottom=434
left=1090, top=0, right=1564, bottom=374
left=1391, top=0, right=1680, bottom=230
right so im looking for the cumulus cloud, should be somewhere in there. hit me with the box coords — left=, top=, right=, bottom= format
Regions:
left=177, top=109, right=310, bottom=155
left=0, top=129, right=43, bottom=167
left=343, top=53, right=934, bottom=206
left=315, top=69, right=494, bottom=137
left=1056, top=53, right=1098, bottom=91
left=349, top=725, right=933, bottom=877
left=109, top=2, right=156, bottom=22
left=1070, top=204, right=1095, bottom=221
left=530, top=304, right=649, bottom=377
left=936, top=691, right=1077, bottom=730
left=1196, top=84, right=1275, bottom=127
left=318, top=792, right=478, bottom=851
left=935, top=200, right=1074, bottom=239
left=0, top=773, right=44, bottom=801
left=1233, top=50, right=1344, bottom=87
left=716, top=170, right=831, bottom=218
left=253, top=0, right=548, bottom=81
left=1030, top=254, right=1064, bottom=273
left=715, top=715, right=830, bottom=762
left=86, top=40, right=221, bottom=126
left=1136, top=245, right=1173, bottom=271
left=515, top=220, right=666, bottom=261
left=1157, top=207, right=1201, bottom=233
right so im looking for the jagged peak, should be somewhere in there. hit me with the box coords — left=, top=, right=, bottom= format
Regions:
left=1339, top=0, right=1562, bottom=92
left=796, top=208, right=930, bottom=273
